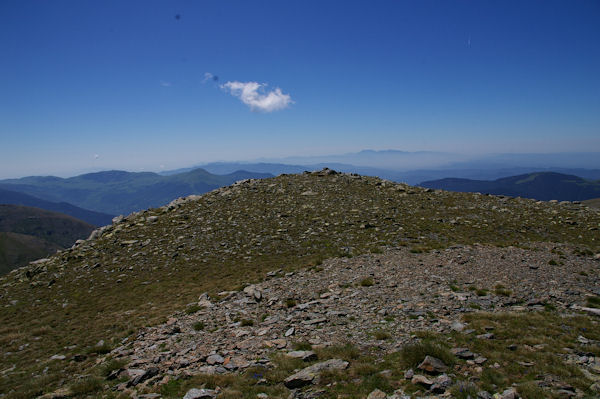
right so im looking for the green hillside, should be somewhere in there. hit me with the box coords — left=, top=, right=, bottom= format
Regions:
left=0, top=205, right=95, bottom=275
left=0, top=232, right=60, bottom=275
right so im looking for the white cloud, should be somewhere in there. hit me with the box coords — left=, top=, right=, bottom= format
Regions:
left=160, top=81, right=172, bottom=87
left=221, top=81, right=293, bottom=112
left=202, top=72, right=218, bottom=83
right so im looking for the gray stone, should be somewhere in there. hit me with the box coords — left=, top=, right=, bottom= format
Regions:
left=451, top=321, right=465, bottom=332
left=417, top=355, right=448, bottom=373
left=476, top=333, right=495, bottom=339
left=451, top=347, right=474, bottom=359
left=498, top=388, right=517, bottom=399
left=286, top=350, right=317, bottom=361
left=389, top=389, right=411, bottom=399
left=127, top=367, right=159, bottom=387
left=243, top=285, right=263, bottom=301
left=183, top=388, right=217, bottom=399
left=206, top=354, right=224, bottom=365
left=430, top=374, right=452, bottom=393
left=284, top=359, right=349, bottom=388
left=411, top=374, right=433, bottom=387
left=367, top=389, right=387, bottom=399
left=474, top=356, right=487, bottom=364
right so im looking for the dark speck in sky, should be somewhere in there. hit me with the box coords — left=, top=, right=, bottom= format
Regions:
left=175, top=14, right=181, bottom=20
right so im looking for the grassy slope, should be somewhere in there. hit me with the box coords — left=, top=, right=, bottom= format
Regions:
left=0, top=232, right=61, bottom=275
left=0, top=169, right=273, bottom=216
left=0, top=205, right=95, bottom=248
left=0, top=171, right=599, bottom=397
left=584, top=197, right=600, bottom=209
left=0, top=205, right=95, bottom=275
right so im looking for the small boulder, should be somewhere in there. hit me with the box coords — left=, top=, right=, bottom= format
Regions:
left=417, top=355, right=448, bottom=374
left=126, top=367, right=159, bottom=387
left=286, top=350, right=317, bottom=361
left=367, top=389, right=387, bottom=399
left=243, top=285, right=263, bottom=301
left=430, top=374, right=452, bottom=393
left=411, top=374, right=433, bottom=387
left=206, top=354, right=224, bottom=365
left=284, top=359, right=349, bottom=388
left=183, top=388, right=217, bottom=399
left=497, top=387, right=518, bottom=399
left=451, top=347, right=475, bottom=359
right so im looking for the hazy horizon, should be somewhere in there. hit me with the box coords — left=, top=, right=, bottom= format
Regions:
left=2, top=148, right=600, bottom=180
left=1, top=1, right=599, bottom=178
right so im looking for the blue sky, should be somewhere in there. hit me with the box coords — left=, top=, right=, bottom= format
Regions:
left=1, top=0, right=599, bottom=177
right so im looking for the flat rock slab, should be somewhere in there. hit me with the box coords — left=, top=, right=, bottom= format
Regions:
left=183, top=388, right=217, bottom=399
left=286, top=350, right=317, bottom=361
left=451, top=347, right=475, bottom=359
left=284, top=358, right=349, bottom=388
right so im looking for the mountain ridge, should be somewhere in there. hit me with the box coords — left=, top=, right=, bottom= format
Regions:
left=0, top=168, right=273, bottom=215
left=0, top=187, right=113, bottom=226
left=420, top=171, right=600, bottom=202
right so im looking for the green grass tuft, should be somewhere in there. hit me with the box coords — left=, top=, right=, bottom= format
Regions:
left=360, top=277, right=374, bottom=287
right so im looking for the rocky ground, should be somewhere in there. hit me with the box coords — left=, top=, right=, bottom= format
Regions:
left=109, top=244, right=600, bottom=398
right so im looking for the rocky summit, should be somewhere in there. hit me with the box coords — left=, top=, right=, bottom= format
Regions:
left=1, top=169, right=599, bottom=399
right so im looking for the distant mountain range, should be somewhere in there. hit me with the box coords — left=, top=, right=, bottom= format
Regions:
left=172, top=162, right=600, bottom=186
left=420, top=172, right=600, bottom=202
left=3, top=155, right=600, bottom=219
left=0, top=188, right=113, bottom=226
left=0, top=204, right=95, bottom=275
left=0, top=168, right=273, bottom=216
